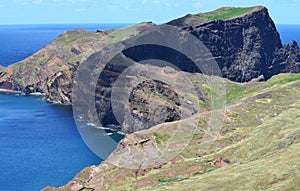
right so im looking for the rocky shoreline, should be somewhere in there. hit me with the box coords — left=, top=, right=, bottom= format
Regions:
left=1, top=6, right=300, bottom=190
left=0, top=7, right=299, bottom=133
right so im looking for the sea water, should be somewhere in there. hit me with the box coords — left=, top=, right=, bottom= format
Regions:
left=0, top=24, right=299, bottom=191
left=0, top=24, right=130, bottom=191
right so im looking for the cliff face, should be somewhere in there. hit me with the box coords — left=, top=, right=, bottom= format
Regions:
left=0, top=6, right=299, bottom=133
left=1, top=7, right=299, bottom=102
left=270, top=40, right=300, bottom=75
left=0, top=29, right=105, bottom=103
left=2, top=6, right=298, bottom=191
left=0, top=23, right=155, bottom=104
left=92, top=63, right=202, bottom=133
left=168, top=7, right=283, bottom=82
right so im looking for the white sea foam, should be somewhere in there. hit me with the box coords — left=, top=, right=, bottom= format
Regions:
left=86, top=122, right=96, bottom=127
left=29, top=92, right=45, bottom=96
left=0, top=88, right=21, bottom=94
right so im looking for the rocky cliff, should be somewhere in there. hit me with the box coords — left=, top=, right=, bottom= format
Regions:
left=1, top=7, right=299, bottom=103
left=0, top=6, right=299, bottom=132
left=0, top=5, right=299, bottom=191
left=0, top=22, right=155, bottom=104
left=168, top=6, right=286, bottom=82
left=73, top=6, right=300, bottom=133
left=270, top=40, right=300, bottom=75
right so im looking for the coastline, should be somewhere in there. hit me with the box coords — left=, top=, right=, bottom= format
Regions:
left=0, top=88, right=45, bottom=96
left=0, top=88, right=22, bottom=94
left=2, top=6, right=300, bottom=190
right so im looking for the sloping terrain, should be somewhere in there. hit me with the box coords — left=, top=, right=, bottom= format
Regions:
left=72, top=6, right=300, bottom=133
left=44, top=73, right=300, bottom=191
left=0, top=6, right=299, bottom=190
left=1, top=6, right=300, bottom=104
left=0, top=22, right=154, bottom=103
left=167, top=6, right=262, bottom=26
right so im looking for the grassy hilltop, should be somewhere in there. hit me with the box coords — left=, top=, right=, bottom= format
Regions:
left=168, top=6, right=264, bottom=26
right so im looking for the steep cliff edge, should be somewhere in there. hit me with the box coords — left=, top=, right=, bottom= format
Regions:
left=0, top=6, right=298, bottom=134
left=0, top=6, right=297, bottom=190
left=168, top=6, right=287, bottom=82
left=1, top=7, right=299, bottom=103
left=76, top=6, right=300, bottom=133
left=0, top=22, right=155, bottom=104
left=270, top=40, right=300, bottom=75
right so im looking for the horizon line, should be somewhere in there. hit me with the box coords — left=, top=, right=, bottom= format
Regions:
left=0, top=22, right=299, bottom=26
left=0, top=22, right=139, bottom=26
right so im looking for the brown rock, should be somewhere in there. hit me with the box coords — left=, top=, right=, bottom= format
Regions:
left=136, top=177, right=159, bottom=189
left=213, top=156, right=230, bottom=167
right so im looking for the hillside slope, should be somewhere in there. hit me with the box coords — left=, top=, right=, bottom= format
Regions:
left=44, top=73, right=300, bottom=190
left=0, top=22, right=154, bottom=104
left=0, top=6, right=299, bottom=105
left=167, top=6, right=263, bottom=26
left=1, top=6, right=300, bottom=190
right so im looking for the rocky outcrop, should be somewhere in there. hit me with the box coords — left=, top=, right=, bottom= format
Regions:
left=37, top=6, right=300, bottom=191
left=1, top=6, right=300, bottom=133
left=1, top=6, right=300, bottom=132
left=168, top=6, right=283, bottom=82
left=0, top=23, right=155, bottom=104
left=82, top=57, right=201, bottom=133
left=1, top=7, right=299, bottom=101
left=213, top=156, right=230, bottom=167
left=269, top=40, right=300, bottom=75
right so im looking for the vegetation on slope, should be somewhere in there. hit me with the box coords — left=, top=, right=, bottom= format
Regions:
left=48, top=73, right=300, bottom=191
left=168, top=6, right=263, bottom=26
left=0, top=22, right=154, bottom=93
left=143, top=73, right=300, bottom=190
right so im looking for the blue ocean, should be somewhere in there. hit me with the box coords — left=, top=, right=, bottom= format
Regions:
left=0, top=24, right=299, bottom=191
left=0, top=24, right=131, bottom=191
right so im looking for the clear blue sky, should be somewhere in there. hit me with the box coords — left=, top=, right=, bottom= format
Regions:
left=0, top=0, right=299, bottom=24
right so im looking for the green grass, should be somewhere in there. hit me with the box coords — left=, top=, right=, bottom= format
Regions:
left=263, top=73, right=300, bottom=89
left=143, top=74, right=300, bottom=190
left=56, top=31, right=99, bottom=46
left=158, top=176, right=188, bottom=183
left=222, top=73, right=300, bottom=105
left=37, top=57, right=48, bottom=65
left=138, top=76, right=300, bottom=190
left=108, top=22, right=151, bottom=44
left=68, top=54, right=85, bottom=63
left=184, top=6, right=261, bottom=25
left=224, top=82, right=244, bottom=102
left=55, top=73, right=300, bottom=191
left=206, top=7, right=257, bottom=20
left=152, top=132, right=171, bottom=145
